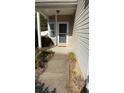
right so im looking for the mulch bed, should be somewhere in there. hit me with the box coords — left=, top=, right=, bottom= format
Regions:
left=35, top=49, right=55, bottom=81
left=67, top=56, right=85, bottom=93
left=35, top=67, right=44, bottom=81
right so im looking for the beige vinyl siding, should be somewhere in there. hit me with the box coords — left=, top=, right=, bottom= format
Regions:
left=73, top=0, right=89, bottom=79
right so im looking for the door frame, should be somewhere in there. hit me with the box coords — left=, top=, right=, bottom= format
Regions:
left=58, top=22, right=69, bottom=46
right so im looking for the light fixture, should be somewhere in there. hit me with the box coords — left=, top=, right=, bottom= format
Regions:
left=56, top=10, right=60, bottom=14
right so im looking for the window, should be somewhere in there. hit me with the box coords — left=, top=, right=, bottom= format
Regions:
left=50, top=23, right=56, bottom=37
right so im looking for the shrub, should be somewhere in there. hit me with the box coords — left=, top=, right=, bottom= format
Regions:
left=35, top=48, right=55, bottom=68
left=68, top=52, right=76, bottom=62
left=41, top=36, right=54, bottom=47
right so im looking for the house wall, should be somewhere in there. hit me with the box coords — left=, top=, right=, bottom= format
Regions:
left=73, top=0, right=89, bottom=80
left=48, top=15, right=75, bottom=48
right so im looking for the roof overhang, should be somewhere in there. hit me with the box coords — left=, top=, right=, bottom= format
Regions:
left=35, top=0, right=77, bottom=16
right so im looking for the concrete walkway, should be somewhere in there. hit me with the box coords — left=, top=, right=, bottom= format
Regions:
left=39, top=46, right=72, bottom=93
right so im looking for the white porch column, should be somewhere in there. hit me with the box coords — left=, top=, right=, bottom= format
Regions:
left=36, top=12, right=42, bottom=48
left=47, top=17, right=50, bottom=37
left=55, top=14, right=58, bottom=46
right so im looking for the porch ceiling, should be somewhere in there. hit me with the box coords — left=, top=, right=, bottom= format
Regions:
left=35, top=0, right=77, bottom=16
left=35, top=0, right=77, bottom=3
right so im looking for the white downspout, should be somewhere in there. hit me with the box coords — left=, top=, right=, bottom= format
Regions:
left=47, top=17, right=50, bottom=37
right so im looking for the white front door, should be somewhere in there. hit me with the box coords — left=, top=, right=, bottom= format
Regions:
left=58, top=22, right=68, bottom=46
